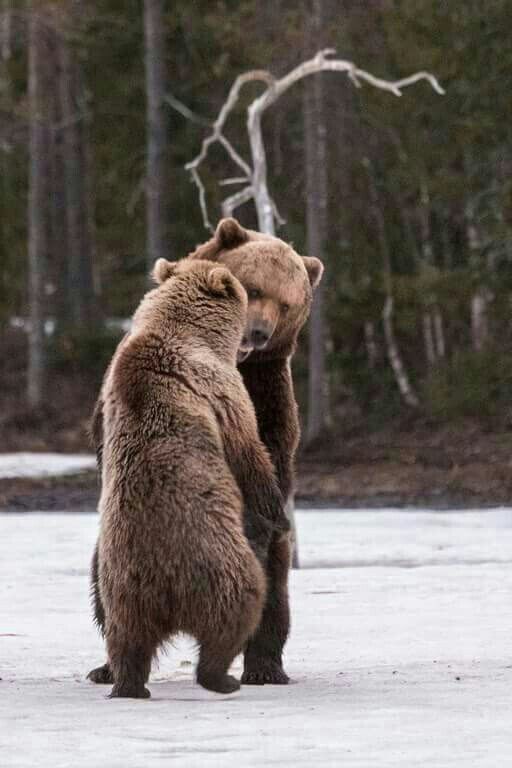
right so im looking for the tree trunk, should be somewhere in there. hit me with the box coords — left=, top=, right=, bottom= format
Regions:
left=471, top=288, right=491, bottom=353
left=433, top=307, right=445, bottom=359
left=144, top=0, right=170, bottom=270
left=48, top=29, right=69, bottom=331
left=58, top=19, right=95, bottom=329
left=365, top=159, right=419, bottom=407
left=27, top=6, right=49, bottom=407
left=1, top=0, right=11, bottom=64
left=466, top=200, right=492, bottom=352
left=304, top=0, right=329, bottom=445
left=364, top=320, right=378, bottom=369
left=383, top=297, right=419, bottom=407
left=422, top=311, right=436, bottom=366
left=419, top=180, right=433, bottom=264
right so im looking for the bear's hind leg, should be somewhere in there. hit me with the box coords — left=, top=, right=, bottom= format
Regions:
left=107, top=628, right=154, bottom=699
left=197, top=570, right=265, bottom=694
left=196, top=638, right=242, bottom=694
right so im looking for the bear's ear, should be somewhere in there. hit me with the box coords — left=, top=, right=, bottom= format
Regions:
left=215, top=217, right=249, bottom=250
left=152, top=258, right=178, bottom=284
left=206, top=266, right=239, bottom=298
left=303, top=256, right=324, bottom=290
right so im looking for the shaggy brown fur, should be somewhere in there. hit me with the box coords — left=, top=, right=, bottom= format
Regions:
left=88, top=219, right=322, bottom=687
left=93, top=259, right=288, bottom=698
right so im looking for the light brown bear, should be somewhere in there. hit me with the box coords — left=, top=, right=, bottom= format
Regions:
left=88, top=218, right=323, bottom=687
left=96, top=258, right=287, bottom=698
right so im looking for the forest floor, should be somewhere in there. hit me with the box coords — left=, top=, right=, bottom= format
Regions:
left=2, top=420, right=512, bottom=512
left=2, top=329, right=512, bottom=511
left=2, top=509, right=511, bottom=767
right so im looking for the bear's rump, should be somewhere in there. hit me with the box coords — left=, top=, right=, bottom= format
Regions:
left=99, top=447, right=263, bottom=638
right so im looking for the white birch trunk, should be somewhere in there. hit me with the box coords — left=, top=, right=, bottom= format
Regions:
left=422, top=311, right=437, bottom=366
left=364, top=320, right=378, bottom=369
left=471, top=289, right=490, bottom=353
left=433, top=307, right=446, bottom=359
left=383, top=297, right=419, bottom=407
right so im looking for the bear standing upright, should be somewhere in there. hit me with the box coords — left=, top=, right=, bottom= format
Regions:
left=96, top=258, right=287, bottom=698
left=88, top=218, right=323, bottom=687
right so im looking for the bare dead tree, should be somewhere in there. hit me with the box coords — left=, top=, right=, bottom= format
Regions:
left=184, top=49, right=444, bottom=235
left=144, top=0, right=170, bottom=270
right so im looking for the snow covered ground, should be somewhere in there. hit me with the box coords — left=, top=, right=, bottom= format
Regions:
left=1, top=509, right=511, bottom=767
left=0, top=452, right=96, bottom=479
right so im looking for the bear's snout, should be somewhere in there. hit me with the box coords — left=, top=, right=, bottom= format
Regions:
left=250, top=326, right=270, bottom=349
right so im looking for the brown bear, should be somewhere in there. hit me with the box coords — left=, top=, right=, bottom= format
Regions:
left=95, top=258, right=288, bottom=698
left=88, top=218, right=323, bottom=687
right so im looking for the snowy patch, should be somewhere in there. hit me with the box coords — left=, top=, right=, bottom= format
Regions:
left=0, top=452, right=96, bottom=479
left=1, top=510, right=511, bottom=766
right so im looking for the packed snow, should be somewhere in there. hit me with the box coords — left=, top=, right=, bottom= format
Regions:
left=1, top=509, right=511, bottom=767
left=0, top=452, right=96, bottom=479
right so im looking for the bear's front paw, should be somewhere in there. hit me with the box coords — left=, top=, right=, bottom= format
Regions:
left=242, top=661, right=289, bottom=685
left=87, top=663, right=114, bottom=684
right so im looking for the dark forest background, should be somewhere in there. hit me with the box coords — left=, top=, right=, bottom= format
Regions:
left=1, top=0, right=512, bottom=455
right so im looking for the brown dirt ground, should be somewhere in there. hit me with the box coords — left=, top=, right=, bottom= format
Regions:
left=2, top=423, right=512, bottom=511
left=2, top=328, right=512, bottom=511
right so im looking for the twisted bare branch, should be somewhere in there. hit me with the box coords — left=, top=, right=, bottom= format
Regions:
left=183, top=49, right=444, bottom=233
left=221, top=185, right=254, bottom=218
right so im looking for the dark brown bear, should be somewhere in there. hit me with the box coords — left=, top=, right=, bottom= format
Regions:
left=187, top=219, right=323, bottom=685
left=95, top=258, right=287, bottom=698
left=88, top=219, right=323, bottom=687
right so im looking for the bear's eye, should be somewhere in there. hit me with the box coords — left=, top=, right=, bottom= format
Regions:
left=281, top=303, right=290, bottom=314
left=248, top=288, right=262, bottom=300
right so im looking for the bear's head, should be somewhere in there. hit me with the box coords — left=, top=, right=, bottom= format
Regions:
left=132, top=258, right=248, bottom=362
left=188, top=218, right=323, bottom=361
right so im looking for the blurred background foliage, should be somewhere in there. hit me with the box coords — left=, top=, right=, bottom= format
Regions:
left=1, top=0, right=512, bottom=446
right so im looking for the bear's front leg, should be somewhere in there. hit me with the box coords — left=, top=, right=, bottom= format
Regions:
left=242, top=532, right=291, bottom=685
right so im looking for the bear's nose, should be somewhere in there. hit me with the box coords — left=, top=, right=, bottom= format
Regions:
left=251, top=328, right=270, bottom=348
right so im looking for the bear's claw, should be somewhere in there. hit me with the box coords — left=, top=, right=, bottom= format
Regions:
left=87, top=663, right=114, bottom=684
left=108, top=684, right=151, bottom=699
left=241, top=662, right=289, bottom=685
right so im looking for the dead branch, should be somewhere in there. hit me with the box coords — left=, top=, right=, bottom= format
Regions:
left=182, top=49, right=444, bottom=233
